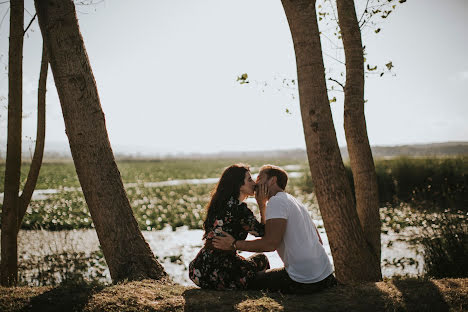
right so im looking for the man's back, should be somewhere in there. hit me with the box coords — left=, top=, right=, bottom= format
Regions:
left=266, top=192, right=333, bottom=283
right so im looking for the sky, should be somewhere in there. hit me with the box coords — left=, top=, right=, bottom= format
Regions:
left=0, top=0, right=467, bottom=156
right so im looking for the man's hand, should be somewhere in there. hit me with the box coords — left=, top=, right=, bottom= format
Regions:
left=212, top=231, right=235, bottom=250
left=255, top=183, right=269, bottom=208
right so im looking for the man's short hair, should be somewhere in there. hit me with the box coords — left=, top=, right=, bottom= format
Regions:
left=260, top=164, right=288, bottom=190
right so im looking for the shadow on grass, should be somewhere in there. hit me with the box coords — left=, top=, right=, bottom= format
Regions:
left=19, top=282, right=103, bottom=312
left=391, top=279, right=449, bottom=311
left=182, top=279, right=452, bottom=311
left=278, top=283, right=391, bottom=312
left=182, top=284, right=389, bottom=312
left=182, top=288, right=269, bottom=312
left=7, top=278, right=457, bottom=312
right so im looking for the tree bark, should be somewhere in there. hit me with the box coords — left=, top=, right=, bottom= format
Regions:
left=1, top=0, right=24, bottom=287
left=281, top=0, right=381, bottom=282
left=17, top=45, right=47, bottom=231
left=34, top=0, right=166, bottom=282
left=336, top=0, right=381, bottom=266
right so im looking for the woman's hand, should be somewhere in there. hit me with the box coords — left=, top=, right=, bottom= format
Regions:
left=255, top=183, right=269, bottom=208
left=212, top=231, right=236, bottom=250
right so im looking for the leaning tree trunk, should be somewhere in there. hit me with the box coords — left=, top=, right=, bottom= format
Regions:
left=1, top=0, right=24, bottom=287
left=17, top=44, right=48, bottom=232
left=336, top=0, right=381, bottom=266
left=281, top=0, right=381, bottom=282
left=34, top=0, right=166, bottom=282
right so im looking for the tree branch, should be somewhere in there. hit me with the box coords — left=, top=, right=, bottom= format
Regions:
left=328, top=77, right=345, bottom=91
left=23, top=13, right=36, bottom=35
left=358, top=0, right=370, bottom=25
left=323, top=51, right=345, bottom=65
left=0, top=7, right=9, bottom=29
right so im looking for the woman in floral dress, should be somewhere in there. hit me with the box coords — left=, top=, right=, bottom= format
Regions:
left=189, top=164, right=270, bottom=290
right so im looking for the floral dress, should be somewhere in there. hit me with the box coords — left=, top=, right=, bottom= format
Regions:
left=189, top=197, right=270, bottom=290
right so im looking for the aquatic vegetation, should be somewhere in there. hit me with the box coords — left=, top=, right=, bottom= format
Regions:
left=299, top=156, right=468, bottom=212
left=1, top=159, right=304, bottom=231
left=1, top=157, right=466, bottom=232
left=18, top=250, right=108, bottom=286
left=419, top=212, right=468, bottom=278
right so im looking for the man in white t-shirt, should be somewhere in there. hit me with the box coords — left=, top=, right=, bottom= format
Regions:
left=213, top=164, right=337, bottom=293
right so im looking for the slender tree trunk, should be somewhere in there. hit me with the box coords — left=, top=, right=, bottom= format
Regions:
left=34, top=0, right=166, bottom=282
left=1, top=0, right=24, bottom=287
left=18, top=44, right=48, bottom=231
left=336, top=0, right=381, bottom=266
left=281, top=0, right=381, bottom=282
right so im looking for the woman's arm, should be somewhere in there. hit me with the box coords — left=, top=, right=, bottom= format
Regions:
left=239, top=205, right=265, bottom=237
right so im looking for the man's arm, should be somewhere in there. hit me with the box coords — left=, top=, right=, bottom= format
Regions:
left=213, top=218, right=286, bottom=252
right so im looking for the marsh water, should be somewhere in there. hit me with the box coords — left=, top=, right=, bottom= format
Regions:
left=14, top=224, right=424, bottom=286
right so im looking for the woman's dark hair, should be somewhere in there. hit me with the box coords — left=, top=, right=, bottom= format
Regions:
left=203, top=164, right=250, bottom=235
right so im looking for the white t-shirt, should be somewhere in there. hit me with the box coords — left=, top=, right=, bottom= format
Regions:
left=266, top=192, right=333, bottom=283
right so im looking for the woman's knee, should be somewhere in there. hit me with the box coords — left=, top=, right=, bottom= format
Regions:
left=249, top=253, right=270, bottom=271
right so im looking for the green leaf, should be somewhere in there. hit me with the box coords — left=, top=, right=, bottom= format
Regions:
left=237, top=73, right=249, bottom=84
left=385, top=61, right=394, bottom=70
left=329, top=97, right=337, bottom=103
left=375, top=28, right=381, bottom=33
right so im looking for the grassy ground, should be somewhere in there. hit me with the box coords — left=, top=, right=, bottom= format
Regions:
left=0, top=278, right=466, bottom=312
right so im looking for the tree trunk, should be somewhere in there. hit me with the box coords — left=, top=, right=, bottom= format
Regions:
left=34, top=0, right=166, bottom=282
left=336, top=0, right=381, bottom=266
left=18, top=44, right=47, bottom=231
left=1, top=0, right=24, bottom=287
left=280, top=0, right=381, bottom=282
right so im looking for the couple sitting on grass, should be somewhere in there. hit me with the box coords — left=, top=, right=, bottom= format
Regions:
left=189, top=164, right=337, bottom=294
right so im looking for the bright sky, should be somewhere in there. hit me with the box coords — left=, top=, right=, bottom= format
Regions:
left=0, top=0, right=467, bottom=156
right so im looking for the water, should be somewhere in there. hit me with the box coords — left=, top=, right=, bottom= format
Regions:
left=14, top=225, right=423, bottom=286
left=0, top=171, right=304, bottom=202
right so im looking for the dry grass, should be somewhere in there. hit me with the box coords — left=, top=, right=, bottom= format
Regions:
left=1, top=278, right=466, bottom=312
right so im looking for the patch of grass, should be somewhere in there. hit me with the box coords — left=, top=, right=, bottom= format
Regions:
left=0, top=281, right=104, bottom=312
left=1, top=278, right=466, bottom=312
left=19, top=250, right=108, bottom=287
left=375, top=157, right=468, bottom=211
left=420, top=213, right=468, bottom=278
left=299, top=156, right=468, bottom=212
